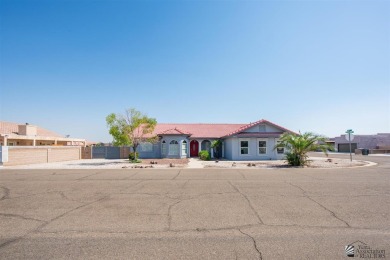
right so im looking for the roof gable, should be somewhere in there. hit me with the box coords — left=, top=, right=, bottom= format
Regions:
left=157, top=128, right=192, bottom=136
left=222, top=119, right=296, bottom=137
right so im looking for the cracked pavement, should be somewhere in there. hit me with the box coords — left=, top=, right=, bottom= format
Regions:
left=0, top=153, right=389, bottom=259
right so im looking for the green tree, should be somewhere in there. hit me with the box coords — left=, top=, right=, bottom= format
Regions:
left=275, top=132, right=333, bottom=166
left=211, top=140, right=222, bottom=159
left=106, top=108, right=157, bottom=159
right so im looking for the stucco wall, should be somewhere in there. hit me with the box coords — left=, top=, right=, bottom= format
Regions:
left=3, top=146, right=81, bottom=166
left=0, top=146, right=7, bottom=164
left=225, top=137, right=286, bottom=160
left=137, top=135, right=190, bottom=159
left=161, top=136, right=189, bottom=159
left=223, top=138, right=233, bottom=160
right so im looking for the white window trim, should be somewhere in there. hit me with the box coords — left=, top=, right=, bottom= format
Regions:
left=257, top=138, right=267, bottom=155
left=239, top=138, right=250, bottom=156
left=169, top=140, right=179, bottom=156
left=161, top=141, right=167, bottom=155
left=181, top=140, right=188, bottom=156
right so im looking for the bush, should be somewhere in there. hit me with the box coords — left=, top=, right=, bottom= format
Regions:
left=129, top=152, right=139, bottom=161
left=198, top=150, right=210, bottom=161
left=285, top=152, right=308, bottom=166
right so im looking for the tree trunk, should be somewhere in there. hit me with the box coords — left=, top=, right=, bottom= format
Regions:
left=133, top=145, right=138, bottom=160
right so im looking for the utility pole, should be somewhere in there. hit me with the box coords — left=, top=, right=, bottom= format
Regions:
left=345, top=129, right=354, bottom=162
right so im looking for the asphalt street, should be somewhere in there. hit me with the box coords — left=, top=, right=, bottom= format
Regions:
left=0, top=153, right=389, bottom=259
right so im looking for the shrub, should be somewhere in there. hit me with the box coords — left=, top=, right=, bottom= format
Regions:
left=129, top=152, right=139, bottom=161
left=199, top=150, right=210, bottom=161
left=285, top=152, right=302, bottom=167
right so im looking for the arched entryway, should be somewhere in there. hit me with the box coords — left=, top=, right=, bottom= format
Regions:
left=190, top=140, right=199, bottom=157
left=201, top=140, right=211, bottom=154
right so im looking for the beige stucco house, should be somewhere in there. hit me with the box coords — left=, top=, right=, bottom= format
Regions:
left=0, top=121, right=86, bottom=147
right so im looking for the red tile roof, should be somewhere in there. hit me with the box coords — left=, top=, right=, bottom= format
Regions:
left=0, top=121, right=63, bottom=138
left=149, top=119, right=295, bottom=139
left=149, top=123, right=246, bottom=138
left=157, top=128, right=192, bottom=136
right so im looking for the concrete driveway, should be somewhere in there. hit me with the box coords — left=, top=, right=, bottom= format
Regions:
left=0, top=154, right=389, bottom=259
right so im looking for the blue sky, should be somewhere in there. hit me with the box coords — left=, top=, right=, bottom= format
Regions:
left=1, top=0, right=389, bottom=142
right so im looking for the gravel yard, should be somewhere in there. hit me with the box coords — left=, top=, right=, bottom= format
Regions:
left=139, top=158, right=189, bottom=165
left=5, top=158, right=189, bottom=169
left=202, top=156, right=373, bottom=169
left=4, top=156, right=374, bottom=169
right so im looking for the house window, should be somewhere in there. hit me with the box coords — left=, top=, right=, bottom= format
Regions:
left=258, top=139, right=267, bottom=154
left=162, top=141, right=167, bottom=155
left=240, top=139, right=249, bottom=155
left=276, top=140, right=285, bottom=154
left=169, top=140, right=179, bottom=156
left=140, top=142, right=153, bottom=152
left=182, top=140, right=187, bottom=156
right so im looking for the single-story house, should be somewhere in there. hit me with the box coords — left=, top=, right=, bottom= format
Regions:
left=0, top=121, right=86, bottom=147
left=136, top=119, right=295, bottom=160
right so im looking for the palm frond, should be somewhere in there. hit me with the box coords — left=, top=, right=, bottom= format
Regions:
left=274, top=131, right=332, bottom=166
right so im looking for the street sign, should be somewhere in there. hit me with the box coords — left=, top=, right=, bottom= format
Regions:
left=345, top=133, right=354, bottom=141
left=345, top=129, right=354, bottom=162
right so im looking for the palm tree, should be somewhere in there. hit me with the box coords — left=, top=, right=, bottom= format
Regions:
left=275, top=132, right=333, bottom=166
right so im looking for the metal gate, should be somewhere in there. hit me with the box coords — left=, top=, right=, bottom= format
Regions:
left=92, top=147, right=121, bottom=159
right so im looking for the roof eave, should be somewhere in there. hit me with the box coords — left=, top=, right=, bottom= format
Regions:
left=157, top=133, right=192, bottom=136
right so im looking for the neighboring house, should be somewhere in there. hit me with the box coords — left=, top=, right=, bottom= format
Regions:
left=0, top=121, right=86, bottom=146
left=330, top=133, right=390, bottom=152
left=137, top=119, right=295, bottom=160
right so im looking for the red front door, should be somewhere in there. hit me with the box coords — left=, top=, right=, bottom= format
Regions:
left=190, top=140, right=199, bottom=157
